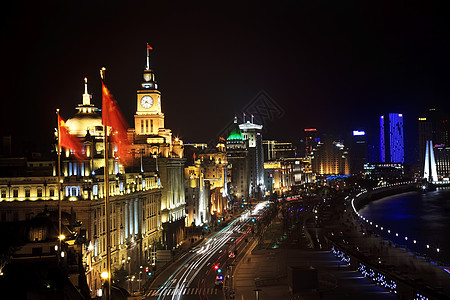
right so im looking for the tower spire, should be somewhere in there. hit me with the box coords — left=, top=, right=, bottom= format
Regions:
left=82, top=77, right=91, bottom=106
left=141, top=44, right=157, bottom=90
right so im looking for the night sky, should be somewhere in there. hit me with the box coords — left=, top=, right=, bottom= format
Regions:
left=2, top=1, right=450, bottom=161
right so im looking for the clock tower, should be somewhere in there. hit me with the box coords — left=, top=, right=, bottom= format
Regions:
left=135, top=47, right=164, bottom=135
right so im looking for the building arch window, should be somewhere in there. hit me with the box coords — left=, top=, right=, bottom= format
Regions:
left=65, top=186, right=81, bottom=197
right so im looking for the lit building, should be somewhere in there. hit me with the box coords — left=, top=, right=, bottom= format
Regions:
left=226, top=117, right=249, bottom=200
left=418, top=108, right=449, bottom=168
left=0, top=48, right=187, bottom=296
left=363, top=163, right=404, bottom=181
left=434, top=145, right=450, bottom=180
left=263, top=160, right=300, bottom=195
left=198, top=142, right=228, bottom=217
left=380, top=113, right=404, bottom=163
left=349, top=130, right=368, bottom=174
left=0, top=78, right=162, bottom=297
left=184, top=141, right=229, bottom=228
left=184, top=160, right=210, bottom=227
left=263, top=140, right=297, bottom=161
left=126, top=49, right=186, bottom=250
left=239, top=120, right=264, bottom=198
left=311, top=135, right=350, bottom=176
left=304, top=128, right=318, bottom=156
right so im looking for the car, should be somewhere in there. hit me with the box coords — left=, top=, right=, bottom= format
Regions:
left=215, top=275, right=224, bottom=287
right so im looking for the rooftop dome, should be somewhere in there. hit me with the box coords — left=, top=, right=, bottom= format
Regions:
left=66, top=110, right=102, bottom=137
left=227, top=117, right=243, bottom=141
left=65, top=77, right=103, bottom=137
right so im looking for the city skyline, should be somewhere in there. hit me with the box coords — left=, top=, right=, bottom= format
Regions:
left=2, top=2, right=450, bottom=157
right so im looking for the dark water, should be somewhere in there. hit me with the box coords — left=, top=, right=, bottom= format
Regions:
left=358, top=187, right=450, bottom=265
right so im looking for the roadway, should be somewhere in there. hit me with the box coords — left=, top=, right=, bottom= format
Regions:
left=143, top=201, right=269, bottom=300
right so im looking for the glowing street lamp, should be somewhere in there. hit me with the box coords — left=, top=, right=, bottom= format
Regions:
left=101, top=271, right=109, bottom=279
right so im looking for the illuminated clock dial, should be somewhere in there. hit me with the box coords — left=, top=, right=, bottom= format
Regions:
left=140, top=95, right=153, bottom=108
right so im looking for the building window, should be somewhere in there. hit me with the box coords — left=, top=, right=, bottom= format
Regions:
left=13, top=189, right=18, bottom=198
left=25, top=189, right=30, bottom=198
left=37, top=189, right=43, bottom=197
left=1, top=190, right=5, bottom=198
left=65, top=186, right=80, bottom=197
left=49, top=189, right=55, bottom=197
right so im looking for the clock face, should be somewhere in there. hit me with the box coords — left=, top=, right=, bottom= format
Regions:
left=140, top=95, right=153, bottom=108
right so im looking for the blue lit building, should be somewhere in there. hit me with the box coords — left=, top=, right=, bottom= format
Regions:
left=380, top=113, right=404, bottom=163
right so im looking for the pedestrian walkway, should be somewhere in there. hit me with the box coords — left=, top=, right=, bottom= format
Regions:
left=233, top=248, right=397, bottom=300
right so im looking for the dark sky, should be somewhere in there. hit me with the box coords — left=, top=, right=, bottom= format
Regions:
left=1, top=1, right=450, bottom=158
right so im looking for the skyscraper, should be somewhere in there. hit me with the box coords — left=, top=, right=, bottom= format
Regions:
left=418, top=107, right=449, bottom=167
left=311, top=135, right=350, bottom=175
left=380, top=113, right=404, bottom=163
left=239, top=120, right=264, bottom=198
left=349, top=130, right=368, bottom=174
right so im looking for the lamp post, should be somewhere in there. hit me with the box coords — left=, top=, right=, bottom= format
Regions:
left=127, top=256, right=131, bottom=292
left=139, top=265, right=143, bottom=292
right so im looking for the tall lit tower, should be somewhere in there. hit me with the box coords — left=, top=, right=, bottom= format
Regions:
left=380, top=113, right=404, bottom=163
left=423, top=140, right=438, bottom=182
left=134, top=45, right=164, bottom=136
left=239, top=118, right=264, bottom=198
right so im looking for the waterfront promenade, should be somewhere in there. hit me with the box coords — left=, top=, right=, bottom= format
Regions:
left=233, top=186, right=450, bottom=299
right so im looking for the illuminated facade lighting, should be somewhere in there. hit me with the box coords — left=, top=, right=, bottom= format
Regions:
left=380, top=113, right=404, bottom=163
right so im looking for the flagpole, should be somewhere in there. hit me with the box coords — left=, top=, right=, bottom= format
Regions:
left=146, top=43, right=150, bottom=70
left=56, top=109, right=62, bottom=264
left=101, top=67, right=112, bottom=300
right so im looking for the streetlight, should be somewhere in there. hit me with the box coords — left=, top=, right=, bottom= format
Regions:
left=139, top=265, right=143, bottom=292
left=127, top=256, right=131, bottom=292
left=100, top=271, right=109, bottom=299
left=101, top=271, right=109, bottom=280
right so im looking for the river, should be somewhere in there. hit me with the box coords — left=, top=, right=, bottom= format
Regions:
left=358, top=187, right=450, bottom=265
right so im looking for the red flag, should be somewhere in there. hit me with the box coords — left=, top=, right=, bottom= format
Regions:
left=58, top=115, right=85, bottom=161
left=147, top=44, right=152, bottom=50
left=102, top=81, right=132, bottom=166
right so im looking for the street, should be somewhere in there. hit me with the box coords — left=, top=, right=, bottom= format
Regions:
left=144, top=201, right=269, bottom=299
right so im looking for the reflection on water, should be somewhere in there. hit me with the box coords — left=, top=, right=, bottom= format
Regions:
left=358, top=187, right=450, bottom=265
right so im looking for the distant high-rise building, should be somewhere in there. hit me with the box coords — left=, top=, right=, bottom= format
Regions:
left=349, top=130, right=368, bottom=174
left=263, top=140, right=297, bottom=161
left=311, top=135, right=350, bottom=175
left=304, top=128, right=318, bottom=156
left=380, top=113, right=404, bottom=163
left=418, top=107, right=449, bottom=167
left=239, top=120, right=264, bottom=198
left=226, top=117, right=248, bottom=199
left=434, top=145, right=450, bottom=179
